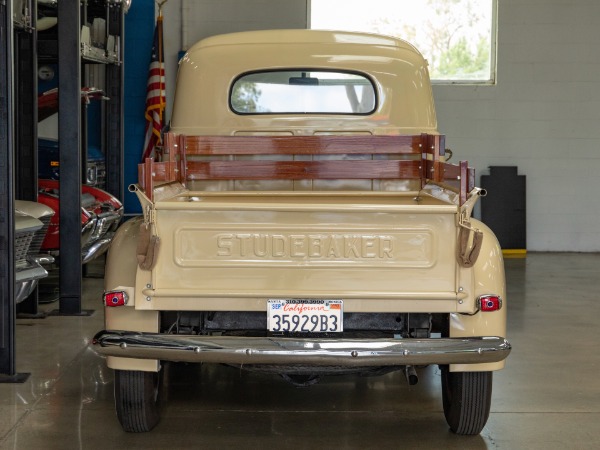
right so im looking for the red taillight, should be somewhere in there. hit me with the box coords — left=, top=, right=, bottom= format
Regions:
left=103, top=291, right=128, bottom=307
left=477, top=295, right=502, bottom=312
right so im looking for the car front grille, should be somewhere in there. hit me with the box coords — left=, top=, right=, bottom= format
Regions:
left=29, top=215, right=51, bottom=254
left=15, top=231, right=36, bottom=265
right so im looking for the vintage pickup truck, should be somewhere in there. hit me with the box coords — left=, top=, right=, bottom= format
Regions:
left=93, top=29, right=511, bottom=434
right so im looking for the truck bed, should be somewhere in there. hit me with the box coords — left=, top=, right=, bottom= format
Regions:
left=133, top=133, right=477, bottom=313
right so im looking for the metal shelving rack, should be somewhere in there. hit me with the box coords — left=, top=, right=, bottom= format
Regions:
left=1, top=0, right=124, bottom=377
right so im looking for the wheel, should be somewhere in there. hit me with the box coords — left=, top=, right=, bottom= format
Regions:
left=441, top=367, right=492, bottom=435
left=114, top=370, right=161, bottom=432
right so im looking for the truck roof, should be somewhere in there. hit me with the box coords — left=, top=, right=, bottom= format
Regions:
left=171, top=29, right=437, bottom=135
left=191, top=29, right=422, bottom=53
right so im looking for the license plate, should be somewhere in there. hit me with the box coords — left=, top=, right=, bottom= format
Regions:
left=267, top=299, right=343, bottom=333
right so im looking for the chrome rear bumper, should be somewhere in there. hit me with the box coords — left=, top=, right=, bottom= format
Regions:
left=92, top=331, right=511, bottom=366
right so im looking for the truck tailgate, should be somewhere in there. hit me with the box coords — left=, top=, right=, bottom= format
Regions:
left=144, top=193, right=460, bottom=312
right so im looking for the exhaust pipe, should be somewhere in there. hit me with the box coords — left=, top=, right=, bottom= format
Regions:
left=403, top=365, right=418, bottom=385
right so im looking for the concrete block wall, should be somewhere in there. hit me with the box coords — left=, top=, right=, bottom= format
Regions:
left=155, top=0, right=600, bottom=251
left=434, top=0, right=600, bottom=251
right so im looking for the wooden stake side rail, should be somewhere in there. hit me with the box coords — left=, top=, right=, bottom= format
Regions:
left=185, top=160, right=423, bottom=181
left=184, top=135, right=424, bottom=155
left=139, top=133, right=474, bottom=204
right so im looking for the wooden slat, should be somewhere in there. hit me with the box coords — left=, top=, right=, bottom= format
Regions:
left=149, top=161, right=177, bottom=183
left=184, top=135, right=423, bottom=156
left=421, top=134, right=446, bottom=157
left=163, top=133, right=177, bottom=162
left=468, top=167, right=475, bottom=192
left=138, top=164, right=146, bottom=191
left=440, top=161, right=461, bottom=180
left=422, top=134, right=444, bottom=186
left=426, top=159, right=474, bottom=205
left=434, top=135, right=445, bottom=183
left=419, top=134, right=427, bottom=187
left=186, top=160, right=422, bottom=180
left=460, top=161, right=468, bottom=205
left=178, top=134, right=187, bottom=186
left=143, top=158, right=153, bottom=201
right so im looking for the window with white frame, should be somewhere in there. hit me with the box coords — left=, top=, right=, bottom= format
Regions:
left=309, top=0, right=497, bottom=84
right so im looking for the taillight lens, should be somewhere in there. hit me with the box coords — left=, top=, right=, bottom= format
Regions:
left=103, top=290, right=129, bottom=307
left=477, top=295, right=502, bottom=312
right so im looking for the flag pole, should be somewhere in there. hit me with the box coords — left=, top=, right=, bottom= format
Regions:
left=142, top=1, right=169, bottom=162
left=156, top=1, right=168, bottom=160
left=156, top=1, right=166, bottom=127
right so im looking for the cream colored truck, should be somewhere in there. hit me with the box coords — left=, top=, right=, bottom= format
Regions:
left=93, top=30, right=511, bottom=434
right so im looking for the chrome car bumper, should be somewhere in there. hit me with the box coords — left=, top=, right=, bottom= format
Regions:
left=80, top=209, right=122, bottom=264
left=15, top=263, right=48, bottom=303
left=82, top=234, right=114, bottom=264
left=90, top=211, right=122, bottom=242
left=93, top=331, right=511, bottom=366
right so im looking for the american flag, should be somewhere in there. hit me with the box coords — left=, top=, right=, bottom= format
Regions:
left=141, top=15, right=166, bottom=162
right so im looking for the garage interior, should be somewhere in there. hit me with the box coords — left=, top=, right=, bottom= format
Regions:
left=1, top=1, right=599, bottom=449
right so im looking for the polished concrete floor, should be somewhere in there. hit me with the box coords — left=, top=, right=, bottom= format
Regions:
left=1, top=253, right=599, bottom=449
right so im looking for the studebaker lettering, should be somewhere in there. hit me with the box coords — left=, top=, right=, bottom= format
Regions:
left=216, top=233, right=394, bottom=260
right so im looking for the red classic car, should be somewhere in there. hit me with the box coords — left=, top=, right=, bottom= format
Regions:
left=37, top=87, right=123, bottom=264
left=37, top=179, right=123, bottom=264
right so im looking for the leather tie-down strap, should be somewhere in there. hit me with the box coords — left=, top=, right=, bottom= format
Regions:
left=457, top=222, right=483, bottom=268
left=137, top=222, right=160, bottom=271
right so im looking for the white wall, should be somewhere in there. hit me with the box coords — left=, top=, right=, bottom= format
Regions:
left=160, top=0, right=600, bottom=251
left=434, top=0, right=600, bottom=251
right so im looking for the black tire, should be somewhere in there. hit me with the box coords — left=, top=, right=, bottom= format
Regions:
left=114, top=370, right=161, bottom=432
left=441, top=367, right=492, bottom=435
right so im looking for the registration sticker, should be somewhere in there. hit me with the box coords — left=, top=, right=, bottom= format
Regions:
left=267, top=299, right=343, bottom=333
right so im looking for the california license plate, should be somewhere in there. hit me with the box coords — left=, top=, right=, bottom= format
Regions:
left=267, top=299, right=343, bottom=333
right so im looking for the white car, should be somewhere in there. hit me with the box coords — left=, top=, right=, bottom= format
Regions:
left=14, top=200, right=54, bottom=303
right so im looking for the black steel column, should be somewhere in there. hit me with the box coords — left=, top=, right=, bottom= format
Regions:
left=0, top=0, right=24, bottom=381
left=14, top=9, right=40, bottom=316
left=57, top=0, right=83, bottom=314
left=14, top=31, right=38, bottom=201
left=105, top=4, right=124, bottom=201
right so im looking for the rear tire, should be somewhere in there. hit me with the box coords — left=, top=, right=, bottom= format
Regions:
left=441, top=367, right=492, bottom=435
left=114, top=370, right=161, bottom=432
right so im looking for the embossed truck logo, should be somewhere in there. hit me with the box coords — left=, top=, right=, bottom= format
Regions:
left=216, top=233, right=394, bottom=260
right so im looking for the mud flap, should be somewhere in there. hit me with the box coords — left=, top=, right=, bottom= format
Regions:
left=457, top=222, right=483, bottom=268
left=137, top=222, right=160, bottom=271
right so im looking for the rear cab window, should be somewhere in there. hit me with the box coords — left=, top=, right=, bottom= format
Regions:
left=230, top=70, right=377, bottom=115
